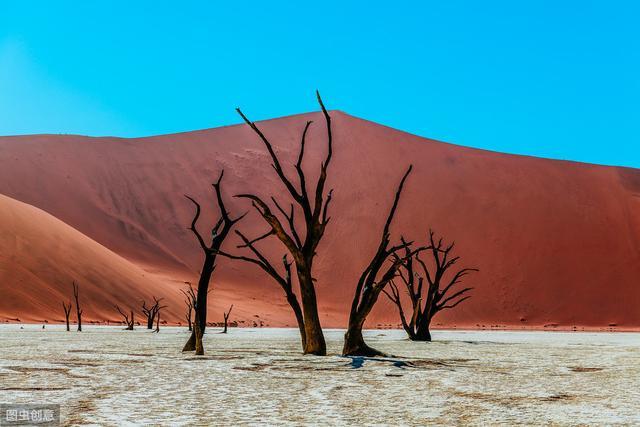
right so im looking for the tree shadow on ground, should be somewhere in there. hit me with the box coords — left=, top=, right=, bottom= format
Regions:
left=345, top=356, right=412, bottom=369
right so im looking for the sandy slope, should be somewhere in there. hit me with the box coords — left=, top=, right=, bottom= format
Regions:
left=0, top=111, right=639, bottom=328
left=0, top=193, right=187, bottom=323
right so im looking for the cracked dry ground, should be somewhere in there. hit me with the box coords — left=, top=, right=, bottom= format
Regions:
left=1, top=326, right=638, bottom=425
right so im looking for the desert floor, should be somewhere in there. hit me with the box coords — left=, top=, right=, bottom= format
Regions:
left=0, top=325, right=638, bottom=425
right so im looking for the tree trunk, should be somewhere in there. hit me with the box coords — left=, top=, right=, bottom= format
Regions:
left=297, top=267, right=326, bottom=355
left=194, top=320, right=204, bottom=355
left=73, top=284, right=82, bottom=332
left=412, top=327, right=432, bottom=341
left=125, top=310, right=134, bottom=330
left=413, top=314, right=432, bottom=341
left=342, top=320, right=386, bottom=357
left=65, top=317, right=70, bottom=332
left=405, top=326, right=417, bottom=340
left=286, top=292, right=307, bottom=350
left=182, top=252, right=215, bottom=351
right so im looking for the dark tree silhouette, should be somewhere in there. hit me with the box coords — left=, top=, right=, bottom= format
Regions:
left=343, top=166, right=419, bottom=357
left=230, top=91, right=333, bottom=355
left=115, top=305, right=135, bottom=330
left=384, top=230, right=478, bottom=341
left=62, top=301, right=72, bottom=332
left=222, top=304, right=233, bottom=333
left=180, top=284, right=195, bottom=332
left=142, top=296, right=164, bottom=330
left=181, top=170, right=244, bottom=352
left=72, top=282, right=82, bottom=332
left=154, top=306, right=163, bottom=333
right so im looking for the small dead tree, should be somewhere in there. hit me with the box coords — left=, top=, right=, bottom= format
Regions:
left=182, top=170, right=244, bottom=352
left=222, top=304, right=233, bottom=333
left=154, top=300, right=167, bottom=333
left=115, top=305, right=135, bottom=330
left=180, top=284, right=195, bottom=331
left=183, top=286, right=204, bottom=355
left=155, top=307, right=162, bottom=333
left=62, top=301, right=72, bottom=332
left=72, top=281, right=83, bottom=332
left=142, top=296, right=164, bottom=329
left=343, top=166, right=418, bottom=357
left=229, top=91, right=334, bottom=355
left=384, top=230, right=478, bottom=341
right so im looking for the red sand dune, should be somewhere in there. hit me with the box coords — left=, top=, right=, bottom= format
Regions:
left=0, top=111, right=639, bottom=329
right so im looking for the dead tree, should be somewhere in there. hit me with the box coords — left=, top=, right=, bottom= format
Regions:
left=142, top=296, right=164, bottom=329
left=343, top=166, right=418, bottom=357
left=72, top=281, right=83, bottom=332
left=62, top=301, right=72, bottom=332
left=181, top=170, right=244, bottom=352
left=183, top=286, right=204, bottom=355
left=115, top=305, right=135, bottom=330
left=153, top=299, right=167, bottom=333
left=155, top=307, right=162, bottom=333
left=230, top=91, right=333, bottom=355
left=222, top=304, right=233, bottom=333
left=384, top=230, right=478, bottom=341
left=180, top=284, right=195, bottom=331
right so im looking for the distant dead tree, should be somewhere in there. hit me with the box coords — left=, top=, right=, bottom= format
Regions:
left=142, top=296, right=165, bottom=330
left=384, top=230, right=478, bottom=341
left=343, top=166, right=420, bottom=357
left=180, top=284, right=195, bottom=332
left=222, top=304, right=233, bottom=333
left=115, top=305, right=135, bottom=330
left=154, top=307, right=162, bottom=333
left=183, top=286, right=204, bottom=355
left=182, top=170, right=245, bottom=352
left=73, top=281, right=83, bottom=332
left=62, top=301, right=72, bottom=332
left=225, top=91, right=333, bottom=355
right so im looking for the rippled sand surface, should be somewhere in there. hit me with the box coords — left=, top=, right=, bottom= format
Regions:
left=0, top=325, right=638, bottom=425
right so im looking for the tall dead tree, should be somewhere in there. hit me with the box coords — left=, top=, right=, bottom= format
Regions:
left=72, top=282, right=82, bottom=332
left=180, top=284, right=195, bottom=331
left=142, top=296, right=164, bottom=329
left=115, top=305, right=135, bottom=330
left=343, top=166, right=418, bottom=357
left=229, top=91, right=334, bottom=355
left=222, top=304, right=233, bottom=333
left=62, top=301, right=72, bottom=332
left=384, top=230, right=478, bottom=341
left=182, top=170, right=244, bottom=352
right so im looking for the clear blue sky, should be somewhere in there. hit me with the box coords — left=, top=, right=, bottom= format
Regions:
left=1, top=1, right=638, bottom=168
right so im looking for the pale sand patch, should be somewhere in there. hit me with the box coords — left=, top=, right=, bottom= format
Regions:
left=0, top=325, right=638, bottom=425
